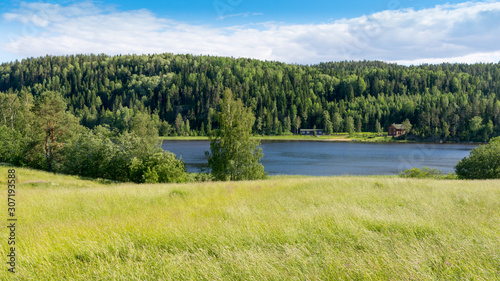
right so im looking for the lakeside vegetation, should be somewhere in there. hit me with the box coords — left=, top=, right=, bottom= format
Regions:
left=1, top=166, right=499, bottom=280
left=2, top=49, right=499, bottom=280
left=1, top=54, right=499, bottom=143
left=2, top=54, right=500, bottom=182
left=161, top=133, right=411, bottom=143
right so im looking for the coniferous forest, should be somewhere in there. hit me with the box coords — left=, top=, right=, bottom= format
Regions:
left=1, top=53, right=499, bottom=142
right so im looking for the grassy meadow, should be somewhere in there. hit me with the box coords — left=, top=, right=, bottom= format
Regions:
left=1, top=166, right=499, bottom=280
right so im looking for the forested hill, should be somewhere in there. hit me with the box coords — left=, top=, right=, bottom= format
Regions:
left=1, top=53, right=499, bottom=141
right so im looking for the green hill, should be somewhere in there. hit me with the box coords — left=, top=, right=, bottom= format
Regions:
left=1, top=54, right=499, bottom=141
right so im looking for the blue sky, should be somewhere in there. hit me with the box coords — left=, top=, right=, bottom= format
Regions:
left=1, top=0, right=500, bottom=64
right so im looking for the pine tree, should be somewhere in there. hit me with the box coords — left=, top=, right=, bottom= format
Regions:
left=33, top=91, right=78, bottom=172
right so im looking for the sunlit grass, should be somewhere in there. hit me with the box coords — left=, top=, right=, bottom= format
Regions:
left=1, top=167, right=499, bottom=280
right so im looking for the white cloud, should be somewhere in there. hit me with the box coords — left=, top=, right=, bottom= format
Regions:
left=217, top=12, right=263, bottom=20
left=393, top=50, right=500, bottom=65
left=2, top=1, right=500, bottom=64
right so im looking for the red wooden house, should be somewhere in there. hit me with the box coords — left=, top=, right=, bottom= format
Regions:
left=387, top=124, right=406, bottom=137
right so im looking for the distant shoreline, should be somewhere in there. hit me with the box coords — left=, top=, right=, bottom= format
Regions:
left=159, top=135, right=485, bottom=145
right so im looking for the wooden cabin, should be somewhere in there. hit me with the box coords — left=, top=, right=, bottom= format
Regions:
left=387, top=124, right=406, bottom=137
left=300, top=129, right=324, bottom=136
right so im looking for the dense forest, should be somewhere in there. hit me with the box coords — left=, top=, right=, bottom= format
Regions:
left=1, top=53, right=500, bottom=141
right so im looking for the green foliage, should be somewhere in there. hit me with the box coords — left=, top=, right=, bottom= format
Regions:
left=1, top=54, right=499, bottom=141
left=61, top=127, right=117, bottom=179
left=129, top=152, right=187, bottom=183
left=332, top=112, right=343, bottom=132
left=323, top=110, right=333, bottom=135
left=402, top=118, right=412, bottom=133
left=208, top=88, right=265, bottom=181
left=129, top=112, right=159, bottom=139
left=185, top=172, right=213, bottom=182
left=0, top=126, right=24, bottom=164
left=455, top=137, right=500, bottom=179
left=399, top=167, right=455, bottom=179
left=345, top=116, right=355, bottom=136
left=62, top=125, right=186, bottom=183
left=0, top=82, right=186, bottom=182
left=32, top=91, right=80, bottom=172
left=402, top=118, right=412, bottom=139
left=375, top=120, right=382, bottom=134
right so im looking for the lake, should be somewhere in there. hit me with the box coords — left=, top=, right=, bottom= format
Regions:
left=161, top=140, right=477, bottom=176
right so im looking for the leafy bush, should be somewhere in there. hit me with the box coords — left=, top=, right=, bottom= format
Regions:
left=186, top=172, right=213, bottom=182
left=129, top=152, right=187, bottom=183
left=0, top=126, right=24, bottom=165
left=455, top=137, right=500, bottom=179
left=62, top=126, right=187, bottom=183
left=61, top=128, right=118, bottom=179
left=399, top=167, right=455, bottom=179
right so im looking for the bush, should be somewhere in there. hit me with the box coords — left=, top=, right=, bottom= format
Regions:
left=0, top=126, right=24, bottom=165
left=186, top=172, right=213, bottom=182
left=62, top=126, right=187, bottom=183
left=399, top=167, right=455, bottom=179
left=61, top=128, right=118, bottom=179
left=129, top=152, right=187, bottom=183
left=455, top=137, right=500, bottom=179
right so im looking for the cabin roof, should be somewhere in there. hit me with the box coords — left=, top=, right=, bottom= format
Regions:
left=389, top=124, right=405, bottom=130
left=300, top=129, right=324, bottom=131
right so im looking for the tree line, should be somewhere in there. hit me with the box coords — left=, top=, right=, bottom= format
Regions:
left=0, top=90, right=189, bottom=183
left=1, top=53, right=499, bottom=142
left=0, top=86, right=264, bottom=182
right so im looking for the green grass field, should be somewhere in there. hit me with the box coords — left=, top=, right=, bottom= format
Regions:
left=1, top=167, right=499, bottom=280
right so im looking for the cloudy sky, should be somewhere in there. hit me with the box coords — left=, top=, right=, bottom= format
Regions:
left=1, top=0, right=500, bottom=65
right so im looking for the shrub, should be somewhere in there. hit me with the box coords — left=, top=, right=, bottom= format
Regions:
left=61, top=128, right=118, bottom=179
left=186, top=172, right=213, bottom=182
left=129, top=152, right=187, bottom=183
left=455, top=137, right=500, bottom=179
left=62, top=126, right=187, bottom=183
left=0, top=126, right=24, bottom=165
left=399, top=167, right=455, bottom=179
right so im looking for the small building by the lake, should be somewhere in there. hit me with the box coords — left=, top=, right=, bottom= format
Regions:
left=300, top=129, right=324, bottom=136
left=387, top=124, right=406, bottom=137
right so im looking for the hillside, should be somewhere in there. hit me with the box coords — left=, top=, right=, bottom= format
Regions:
left=1, top=166, right=499, bottom=279
left=1, top=54, right=499, bottom=141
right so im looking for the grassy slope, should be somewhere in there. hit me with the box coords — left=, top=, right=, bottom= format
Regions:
left=1, top=167, right=499, bottom=280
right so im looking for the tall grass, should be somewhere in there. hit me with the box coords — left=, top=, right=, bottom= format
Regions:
left=1, top=167, right=499, bottom=280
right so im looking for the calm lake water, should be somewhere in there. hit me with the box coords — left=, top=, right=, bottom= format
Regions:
left=161, top=140, right=477, bottom=176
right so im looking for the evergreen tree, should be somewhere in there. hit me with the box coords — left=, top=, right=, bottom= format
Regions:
left=175, top=113, right=183, bottom=135
left=32, top=91, right=79, bottom=172
left=1, top=54, right=499, bottom=141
